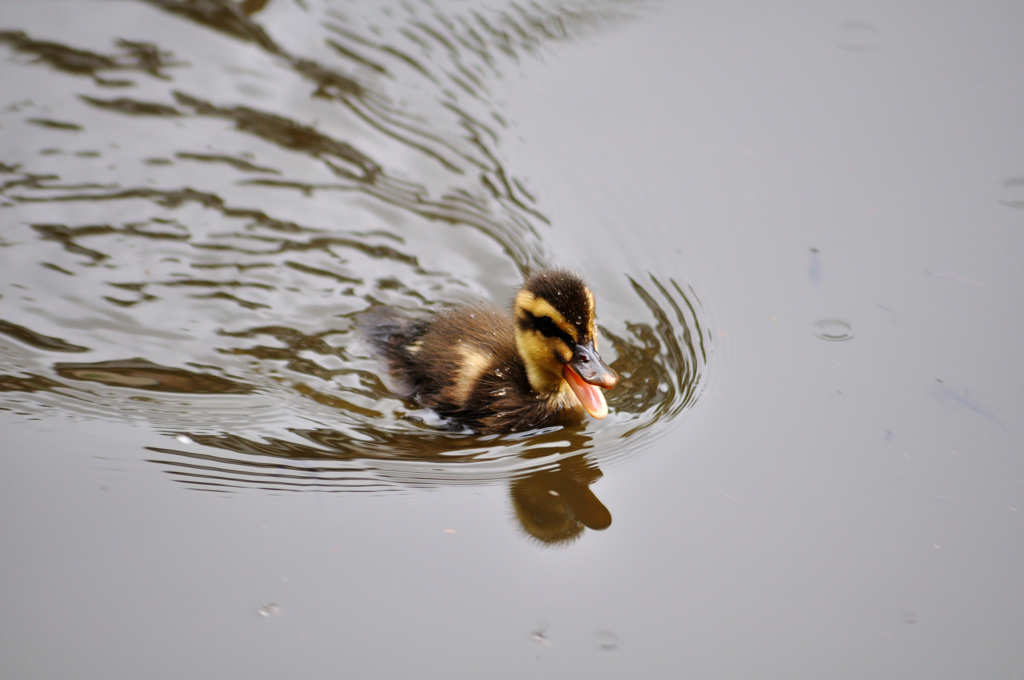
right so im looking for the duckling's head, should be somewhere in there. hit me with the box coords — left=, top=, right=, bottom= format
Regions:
left=513, top=270, right=618, bottom=419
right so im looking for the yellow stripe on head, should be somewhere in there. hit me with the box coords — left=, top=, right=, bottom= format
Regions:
left=583, top=286, right=597, bottom=345
left=514, top=290, right=578, bottom=343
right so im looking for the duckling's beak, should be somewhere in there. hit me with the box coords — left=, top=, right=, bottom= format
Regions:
left=563, top=341, right=618, bottom=420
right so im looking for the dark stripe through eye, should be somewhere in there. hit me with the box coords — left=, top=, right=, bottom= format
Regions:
left=521, top=313, right=575, bottom=347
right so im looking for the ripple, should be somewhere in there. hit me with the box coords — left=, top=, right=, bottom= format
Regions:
left=132, top=271, right=708, bottom=495
left=0, top=0, right=704, bottom=514
left=0, top=319, right=90, bottom=353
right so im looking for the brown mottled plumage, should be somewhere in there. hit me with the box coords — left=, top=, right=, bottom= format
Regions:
left=366, top=269, right=618, bottom=434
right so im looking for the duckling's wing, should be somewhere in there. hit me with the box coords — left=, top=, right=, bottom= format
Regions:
left=410, top=303, right=511, bottom=403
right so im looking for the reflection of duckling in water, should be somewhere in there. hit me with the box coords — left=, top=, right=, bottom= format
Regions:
left=510, top=458, right=611, bottom=546
left=365, top=269, right=618, bottom=434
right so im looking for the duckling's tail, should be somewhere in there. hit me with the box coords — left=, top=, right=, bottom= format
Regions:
left=356, top=307, right=425, bottom=377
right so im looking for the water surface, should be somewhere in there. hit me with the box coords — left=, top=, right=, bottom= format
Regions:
left=2, top=1, right=1023, bottom=678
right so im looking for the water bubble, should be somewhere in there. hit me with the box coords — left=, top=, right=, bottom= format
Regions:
left=258, top=603, right=280, bottom=618
left=814, top=319, right=853, bottom=342
left=529, top=626, right=550, bottom=646
left=808, top=247, right=822, bottom=286
left=1001, top=177, right=1024, bottom=209
left=596, top=629, right=619, bottom=650
left=175, top=434, right=193, bottom=445
left=838, top=21, right=877, bottom=52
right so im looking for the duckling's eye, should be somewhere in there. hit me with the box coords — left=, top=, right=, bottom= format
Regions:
left=528, top=314, right=575, bottom=347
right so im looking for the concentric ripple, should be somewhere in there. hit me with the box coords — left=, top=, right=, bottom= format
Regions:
left=0, top=0, right=707, bottom=499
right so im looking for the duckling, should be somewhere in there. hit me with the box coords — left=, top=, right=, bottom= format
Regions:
left=367, top=269, right=618, bottom=434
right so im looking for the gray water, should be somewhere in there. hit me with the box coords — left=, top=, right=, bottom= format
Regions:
left=2, top=1, right=1023, bottom=678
